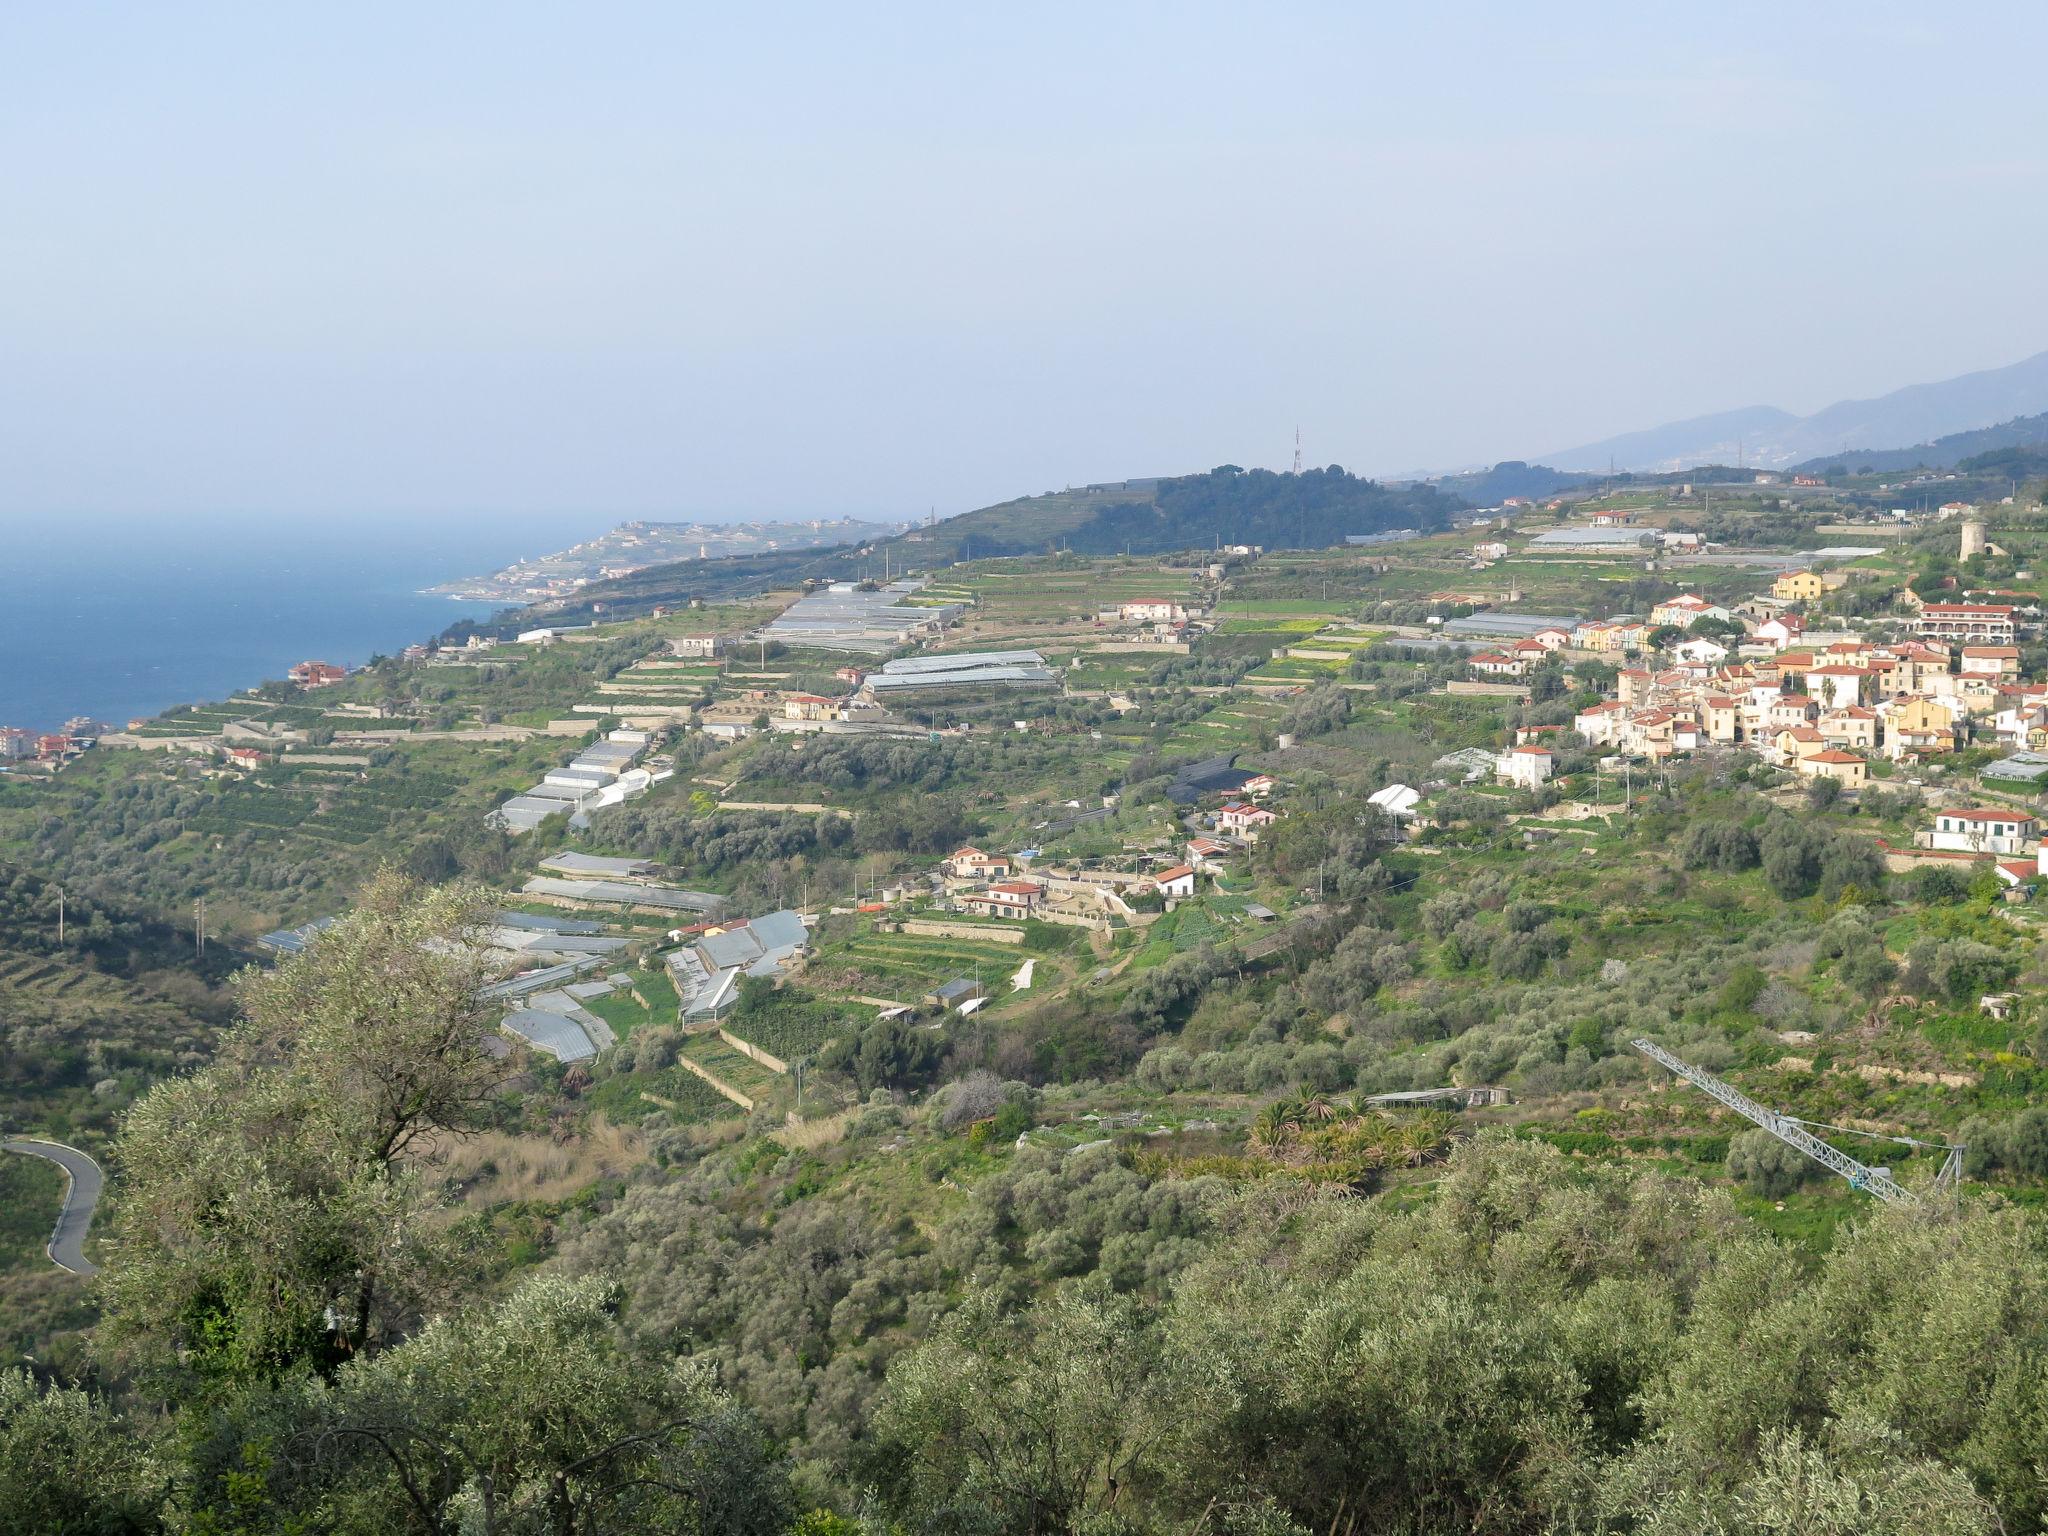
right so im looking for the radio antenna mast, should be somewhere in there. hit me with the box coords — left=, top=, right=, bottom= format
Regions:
left=1291, top=426, right=1303, bottom=475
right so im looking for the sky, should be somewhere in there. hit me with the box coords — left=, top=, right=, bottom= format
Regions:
left=3, top=2, right=2046, bottom=524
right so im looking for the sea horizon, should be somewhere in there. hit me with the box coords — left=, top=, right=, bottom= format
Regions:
left=0, top=510, right=618, bottom=734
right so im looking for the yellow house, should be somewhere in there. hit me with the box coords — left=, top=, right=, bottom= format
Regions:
left=1885, top=695, right=1959, bottom=758
left=1773, top=569, right=1827, bottom=602
left=1818, top=707, right=1879, bottom=751
left=1773, top=725, right=1829, bottom=764
left=1798, top=749, right=1869, bottom=789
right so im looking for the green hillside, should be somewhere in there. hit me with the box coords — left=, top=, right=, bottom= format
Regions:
left=496, top=466, right=1466, bottom=627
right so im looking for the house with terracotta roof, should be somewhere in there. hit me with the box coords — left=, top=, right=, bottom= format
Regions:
left=1468, top=650, right=1526, bottom=677
left=946, top=846, right=1013, bottom=880
left=1216, top=803, right=1279, bottom=841
left=1818, top=707, right=1879, bottom=752
left=959, top=879, right=1045, bottom=918
left=1151, top=864, right=1197, bottom=899
left=1961, top=646, right=2020, bottom=679
left=288, top=660, right=347, bottom=688
left=1916, top=604, right=2016, bottom=644
left=1773, top=724, right=1828, bottom=764
left=1925, top=808, right=2038, bottom=855
left=1882, top=695, right=1962, bottom=759
left=1754, top=615, right=1805, bottom=649
left=1796, top=749, right=1868, bottom=789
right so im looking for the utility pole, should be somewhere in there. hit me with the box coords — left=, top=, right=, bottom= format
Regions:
left=55, top=887, right=63, bottom=947
left=193, top=897, right=206, bottom=960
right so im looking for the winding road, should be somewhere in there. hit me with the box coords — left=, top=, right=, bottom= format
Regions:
left=3, top=1139, right=102, bottom=1276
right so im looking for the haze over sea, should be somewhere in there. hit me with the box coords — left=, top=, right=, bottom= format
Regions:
left=0, top=511, right=614, bottom=734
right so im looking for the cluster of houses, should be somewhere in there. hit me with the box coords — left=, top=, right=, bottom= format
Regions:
left=933, top=775, right=1281, bottom=922
left=0, top=718, right=111, bottom=767
left=1481, top=555, right=2040, bottom=796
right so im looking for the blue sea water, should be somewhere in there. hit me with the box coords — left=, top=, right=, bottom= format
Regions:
left=0, top=511, right=617, bottom=733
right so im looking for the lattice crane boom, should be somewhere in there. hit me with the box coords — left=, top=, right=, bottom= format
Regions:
left=1630, top=1037, right=1961, bottom=1206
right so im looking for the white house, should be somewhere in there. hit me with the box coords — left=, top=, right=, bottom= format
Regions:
left=1650, top=593, right=1730, bottom=628
left=1151, top=864, right=1197, bottom=899
left=1755, top=616, right=1804, bottom=649
left=1497, top=745, right=1555, bottom=789
left=959, top=880, right=1045, bottom=918
left=1804, top=666, right=1866, bottom=711
left=1119, top=600, right=1186, bottom=624
left=1926, top=808, right=2039, bottom=856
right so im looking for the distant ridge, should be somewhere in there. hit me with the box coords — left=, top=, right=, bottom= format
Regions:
left=1542, top=349, right=2048, bottom=472
left=1792, top=411, right=2048, bottom=476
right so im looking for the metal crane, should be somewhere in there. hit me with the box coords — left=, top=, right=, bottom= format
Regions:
left=1630, top=1038, right=1964, bottom=1206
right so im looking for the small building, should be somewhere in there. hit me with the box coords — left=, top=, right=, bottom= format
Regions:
left=669, top=634, right=730, bottom=659
left=1186, top=835, right=1234, bottom=867
left=929, top=977, right=988, bottom=1011
left=1152, top=864, right=1197, bottom=899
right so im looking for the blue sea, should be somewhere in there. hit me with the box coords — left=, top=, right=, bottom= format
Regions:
left=0, top=511, right=618, bottom=733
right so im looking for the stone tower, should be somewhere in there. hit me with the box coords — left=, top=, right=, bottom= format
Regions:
left=1961, top=519, right=1987, bottom=560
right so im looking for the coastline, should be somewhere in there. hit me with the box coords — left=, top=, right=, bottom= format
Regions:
left=0, top=512, right=600, bottom=737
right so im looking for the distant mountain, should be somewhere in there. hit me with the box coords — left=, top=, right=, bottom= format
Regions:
left=1541, top=349, right=2048, bottom=472
left=1792, top=411, right=2048, bottom=476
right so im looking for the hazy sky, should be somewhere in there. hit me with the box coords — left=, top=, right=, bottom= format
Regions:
left=3, top=3, right=2046, bottom=523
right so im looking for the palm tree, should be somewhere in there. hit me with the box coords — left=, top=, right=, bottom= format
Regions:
left=1249, top=1102, right=1296, bottom=1155
left=1292, top=1087, right=1338, bottom=1124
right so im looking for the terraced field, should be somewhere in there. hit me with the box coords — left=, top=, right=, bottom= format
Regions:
left=822, top=927, right=1051, bottom=994
left=0, top=950, right=140, bottom=1004
left=680, top=1035, right=783, bottom=1105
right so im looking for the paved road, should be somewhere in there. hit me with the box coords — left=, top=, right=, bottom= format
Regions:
left=3, top=1140, right=102, bottom=1276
